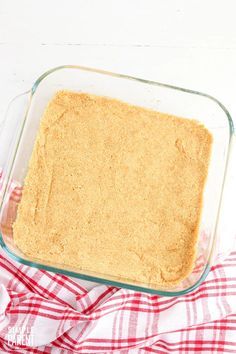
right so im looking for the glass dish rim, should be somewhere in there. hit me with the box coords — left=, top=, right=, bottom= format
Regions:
left=0, top=65, right=234, bottom=296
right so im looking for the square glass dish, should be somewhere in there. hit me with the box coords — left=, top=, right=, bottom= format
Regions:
left=0, top=66, right=235, bottom=296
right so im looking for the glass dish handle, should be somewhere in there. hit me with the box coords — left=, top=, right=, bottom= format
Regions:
left=213, top=131, right=236, bottom=264
left=0, top=91, right=31, bottom=196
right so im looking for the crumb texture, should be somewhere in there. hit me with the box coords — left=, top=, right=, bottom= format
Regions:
left=13, top=90, right=212, bottom=287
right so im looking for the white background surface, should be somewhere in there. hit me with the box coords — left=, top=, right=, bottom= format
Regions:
left=1, top=0, right=236, bottom=125
left=0, top=0, right=236, bottom=251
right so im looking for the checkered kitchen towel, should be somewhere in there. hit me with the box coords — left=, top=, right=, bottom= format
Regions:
left=0, top=249, right=235, bottom=353
left=0, top=178, right=236, bottom=353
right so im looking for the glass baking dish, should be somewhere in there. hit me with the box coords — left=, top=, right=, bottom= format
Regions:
left=0, top=65, right=235, bottom=296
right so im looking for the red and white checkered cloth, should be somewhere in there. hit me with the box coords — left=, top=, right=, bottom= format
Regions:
left=0, top=249, right=236, bottom=353
left=0, top=176, right=236, bottom=353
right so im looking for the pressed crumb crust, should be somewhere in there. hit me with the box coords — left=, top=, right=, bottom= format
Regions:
left=13, top=90, right=212, bottom=287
